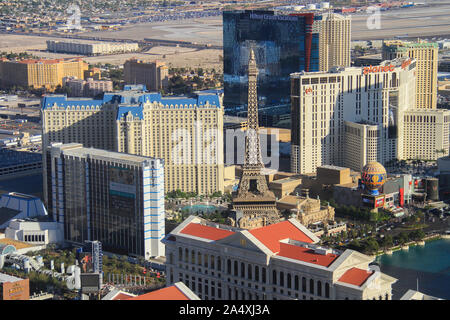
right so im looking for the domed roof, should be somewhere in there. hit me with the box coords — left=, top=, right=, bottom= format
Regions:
left=361, top=162, right=387, bottom=196
left=362, top=162, right=386, bottom=175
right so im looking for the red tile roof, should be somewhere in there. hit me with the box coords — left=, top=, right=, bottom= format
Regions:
left=180, top=223, right=235, bottom=241
left=338, top=268, right=373, bottom=287
left=277, top=242, right=339, bottom=267
left=112, top=292, right=136, bottom=300
left=249, top=220, right=314, bottom=253
left=126, top=286, right=190, bottom=300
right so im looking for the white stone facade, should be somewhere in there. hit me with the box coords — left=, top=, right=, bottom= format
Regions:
left=163, top=216, right=396, bottom=300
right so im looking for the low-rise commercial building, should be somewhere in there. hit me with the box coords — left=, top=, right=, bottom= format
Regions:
left=0, top=272, right=29, bottom=300
left=47, top=40, right=139, bottom=55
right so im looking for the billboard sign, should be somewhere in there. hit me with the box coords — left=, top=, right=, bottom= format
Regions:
left=2, top=279, right=30, bottom=300
left=109, top=166, right=136, bottom=218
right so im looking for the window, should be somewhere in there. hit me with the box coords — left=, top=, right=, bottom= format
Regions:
left=302, top=277, right=306, bottom=292
left=287, top=274, right=292, bottom=289
left=317, top=281, right=322, bottom=297
left=272, top=270, right=277, bottom=285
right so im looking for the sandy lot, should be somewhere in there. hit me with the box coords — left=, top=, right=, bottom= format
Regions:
left=1, top=1, right=450, bottom=70
left=0, top=34, right=222, bottom=70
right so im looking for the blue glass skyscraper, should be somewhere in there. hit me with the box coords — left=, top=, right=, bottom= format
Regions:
left=223, top=10, right=321, bottom=117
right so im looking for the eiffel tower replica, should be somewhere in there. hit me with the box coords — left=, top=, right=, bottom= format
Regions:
left=231, top=49, right=280, bottom=229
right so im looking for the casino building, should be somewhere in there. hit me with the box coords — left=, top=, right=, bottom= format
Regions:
left=163, top=215, right=397, bottom=300
left=290, top=57, right=417, bottom=174
left=46, top=143, right=165, bottom=259
left=223, top=10, right=321, bottom=116
left=41, top=87, right=224, bottom=198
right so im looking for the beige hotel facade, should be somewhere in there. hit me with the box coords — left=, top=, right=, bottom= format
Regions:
left=163, top=215, right=396, bottom=300
left=41, top=89, right=224, bottom=206
left=291, top=57, right=417, bottom=174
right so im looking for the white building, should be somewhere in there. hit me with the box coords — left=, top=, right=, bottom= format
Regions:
left=47, top=40, right=139, bottom=55
left=291, top=57, right=416, bottom=174
left=5, top=218, right=64, bottom=245
left=163, top=215, right=397, bottom=300
left=402, top=108, right=450, bottom=160
left=344, top=121, right=380, bottom=172
left=0, top=193, right=47, bottom=229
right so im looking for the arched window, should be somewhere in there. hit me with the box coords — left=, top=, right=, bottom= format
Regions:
left=379, top=295, right=382, bottom=300
left=204, top=254, right=209, bottom=268
left=248, top=264, right=252, bottom=280
left=197, top=252, right=202, bottom=265
left=234, top=261, right=238, bottom=276
left=280, top=271, right=284, bottom=287
left=302, top=277, right=307, bottom=292
left=210, top=255, right=215, bottom=269
left=262, top=267, right=266, bottom=283
left=325, top=283, right=330, bottom=298
left=317, top=281, right=322, bottom=296
left=295, top=275, right=299, bottom=290
left=272, top=270, right=277, bottom=285
left=218, top=257, right=222, bottom=271
left=255, top=266, right=259, bottom=282
left=309, top=279, right=314, bottom=294
left=227, top=259, right=231, bottom=274
left=241, top=262, right=245, bottom=278
left=287, top=273, right=292, bottom=289
left=385, top=293, right=389, bottom=300
left=184, top=248, right=188, bottom=263
left=191, top=250, right=195, bottom=264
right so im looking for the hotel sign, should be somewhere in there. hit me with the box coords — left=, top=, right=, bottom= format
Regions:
left=363, top=65, right=395, bottom=75
left=249, top=13, right=297, bottom=22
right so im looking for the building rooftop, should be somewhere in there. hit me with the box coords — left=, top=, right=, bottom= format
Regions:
left=128, top=286, right=190, bottom=300
left=50, top=143, right=161, bottom=164
left=0, top=272, right=23, bottom=284
left=277, top=242, right=339, bottom=267
left=0, top=238, right=32, bottom=249
left=42, top=90, right=222, bottom=117
left=338, top=267, right=373, bottom=287
left=180, top=223, right=236, bottom=241
left=248, top=220, right=315, bottom=253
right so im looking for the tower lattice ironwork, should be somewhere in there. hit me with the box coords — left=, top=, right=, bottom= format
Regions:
left=232, top=49, right=280, bottom=229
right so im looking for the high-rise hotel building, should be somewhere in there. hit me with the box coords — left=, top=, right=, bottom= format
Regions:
left=124, top=59, right=169, bottom=92
left=382, top=40, right=438, bottom=109
left=382, top=40, right=450, bottom=160
left=46, top=143, right=165, bottom=258
left=163, top=215, right=396, bottom=300
left=402, top=109, right=450, bottom=160
left=319, top=13, right=351, bottom=72
left=223, top=10, right=321, bottom=115
left=41, top=88, right=224, bottom=201
left=291, top=57, right=417, bottom=174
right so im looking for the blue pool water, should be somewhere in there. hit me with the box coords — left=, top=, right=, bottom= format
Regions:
left=181, top=204, right=218, bottom=213
left=375, top=239, right=450, bottom=299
